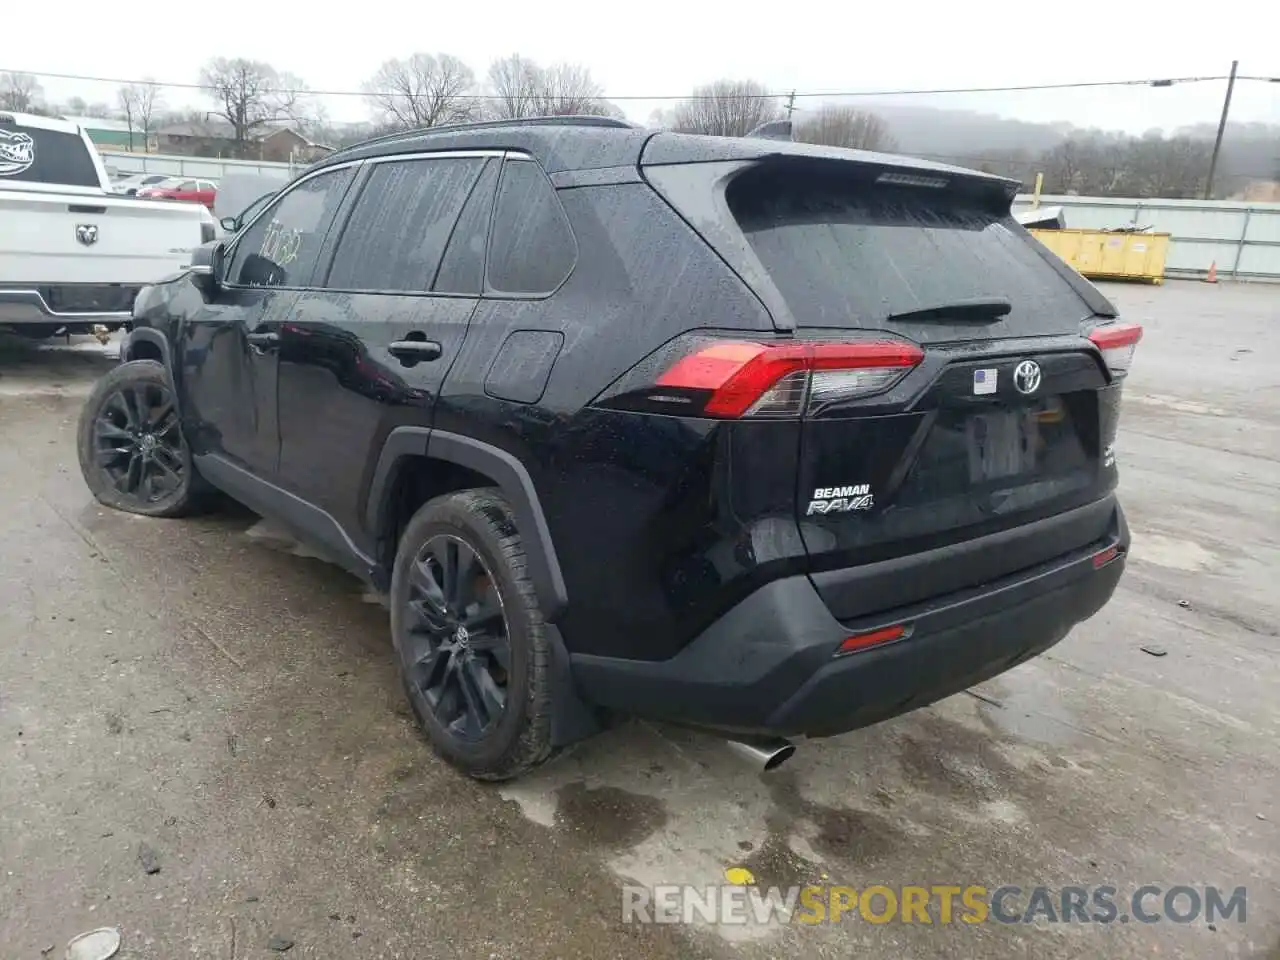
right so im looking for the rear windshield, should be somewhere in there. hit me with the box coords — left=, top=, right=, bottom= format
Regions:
left=727, top=168, right=1091, bottom=335
left=0, top=123, right=101, bottom=188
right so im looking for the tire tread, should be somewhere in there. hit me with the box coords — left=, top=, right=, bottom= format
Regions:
left=394, top=488, right=554, bottom=781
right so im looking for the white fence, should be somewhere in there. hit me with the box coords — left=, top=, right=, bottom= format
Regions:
left=1013, top=194, right=1280, bottom=282
left=100, top=150, right=299, bottom=183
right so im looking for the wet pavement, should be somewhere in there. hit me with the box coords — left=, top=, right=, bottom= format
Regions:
left=1, top=281, right=1277, bottom=959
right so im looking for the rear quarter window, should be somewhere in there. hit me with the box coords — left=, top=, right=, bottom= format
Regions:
left=486, top=158, right=576, bottom=295
left=0, top=123, right=100, bottom=188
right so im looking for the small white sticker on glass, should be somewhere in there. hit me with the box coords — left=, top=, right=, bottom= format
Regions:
left=973, top=368, right=997, bottom=395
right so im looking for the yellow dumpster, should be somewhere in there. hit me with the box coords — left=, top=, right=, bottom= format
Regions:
left=1029, top=229, right=1170, bottom=284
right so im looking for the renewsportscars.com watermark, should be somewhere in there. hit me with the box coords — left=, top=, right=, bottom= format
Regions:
left=622, top=884, right=1248, bottom=927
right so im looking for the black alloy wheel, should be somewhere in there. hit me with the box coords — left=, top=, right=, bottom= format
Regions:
left=401, top=534, right=512, bottom=741
left=93, top=380, right=186, bottom=504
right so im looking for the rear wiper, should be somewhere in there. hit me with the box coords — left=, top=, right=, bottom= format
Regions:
left=887, top=297, right=1012, bottom=323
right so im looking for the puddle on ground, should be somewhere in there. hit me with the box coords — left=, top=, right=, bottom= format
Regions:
left=554, top=782, right=668, bottom=850
left=765, top=771, right=903, bottom=868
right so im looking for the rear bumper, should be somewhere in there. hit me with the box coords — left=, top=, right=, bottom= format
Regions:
left=0, top=288, right=132, bottom=326
left=571, top=504, right=1128, bottom=738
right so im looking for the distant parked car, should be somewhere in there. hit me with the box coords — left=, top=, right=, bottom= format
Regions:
left=139, top=177, right=218, bottom=208
left=112, top=173, right=172, bottom=196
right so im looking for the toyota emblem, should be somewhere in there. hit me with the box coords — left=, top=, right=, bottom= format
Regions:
left=1013, top=360, right=1042, bottom=395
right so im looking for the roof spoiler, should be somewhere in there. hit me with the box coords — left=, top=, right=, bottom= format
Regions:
left=745, top=120, right=793, bottom=141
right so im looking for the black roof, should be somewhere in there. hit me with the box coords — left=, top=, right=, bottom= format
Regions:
left=315, top=115, right=1015, bottom=190
left=317, top=116, right=652, bottom=176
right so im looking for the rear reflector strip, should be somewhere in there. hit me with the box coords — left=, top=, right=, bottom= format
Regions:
left=1092, top=544, right=1122, bottom=568
left=837, top=623, right=908, bottom=655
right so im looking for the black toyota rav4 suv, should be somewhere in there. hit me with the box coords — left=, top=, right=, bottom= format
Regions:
left=78, top=117, right=1138, bottom=780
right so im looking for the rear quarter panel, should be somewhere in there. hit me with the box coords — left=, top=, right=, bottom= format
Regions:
left=436, top=181, right=799, bottom=660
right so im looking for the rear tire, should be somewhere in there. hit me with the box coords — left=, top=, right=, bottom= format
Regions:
left=390, top=489, right=553, bottom=781
left=76, top=360, right=209, bottom=518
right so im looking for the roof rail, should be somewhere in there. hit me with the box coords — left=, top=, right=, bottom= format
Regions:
left=337, top=114, right=640, bottom=156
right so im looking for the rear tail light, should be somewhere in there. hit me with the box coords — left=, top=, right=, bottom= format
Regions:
left=1088, top=323, right=1143, bottom=375
left=597, top=336, right=924, bottom=419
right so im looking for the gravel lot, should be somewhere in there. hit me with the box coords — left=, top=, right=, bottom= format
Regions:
left=1, top=281, right=1276, bottom=959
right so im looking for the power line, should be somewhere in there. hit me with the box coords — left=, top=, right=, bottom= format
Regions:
left=0, top=67, right=1257, bottom=102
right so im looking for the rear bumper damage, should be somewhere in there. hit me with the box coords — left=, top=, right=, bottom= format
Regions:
left=571, top=504, right=1128, bottom=738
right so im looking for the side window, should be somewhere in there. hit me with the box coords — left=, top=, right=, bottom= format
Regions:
left=178, top=180, right=197, bottom=191
left=434, top=159, right=499, bottom=296
left=325, top=157, right=484, bottom=293
left=486, top=159, right=576, bottom=295
left=227, top=166, right=355, bottom=288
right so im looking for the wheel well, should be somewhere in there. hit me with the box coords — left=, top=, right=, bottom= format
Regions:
left=378, top=456, right=496, bottom=571
left=128, top=339, right=164, bottom=363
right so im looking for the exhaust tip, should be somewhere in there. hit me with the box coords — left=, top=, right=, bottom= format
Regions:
left=762, top=742, right=796, bottom=771
left=726, top=738, right=796, bottom=772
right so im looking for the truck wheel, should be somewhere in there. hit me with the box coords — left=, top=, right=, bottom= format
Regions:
left=76, top=360, right=208, bottom=518
left=389, top=489, right=554, bottom=781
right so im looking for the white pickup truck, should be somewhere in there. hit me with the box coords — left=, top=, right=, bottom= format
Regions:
left=0, top=111, right=216, bottom=337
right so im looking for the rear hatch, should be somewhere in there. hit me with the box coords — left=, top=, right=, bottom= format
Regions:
left=643, top=143, right=1131, bottom=622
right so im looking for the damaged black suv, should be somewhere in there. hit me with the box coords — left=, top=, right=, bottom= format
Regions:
left=78, top=117, right=1138, bottom=780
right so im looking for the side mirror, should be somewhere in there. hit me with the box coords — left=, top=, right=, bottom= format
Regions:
left=188, top=240, right=226, bottom=297
left=219, top=216, right=238, bottom=232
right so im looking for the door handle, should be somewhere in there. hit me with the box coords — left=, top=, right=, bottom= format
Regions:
left=246, top=330, right=280, bottom=352
left=388, top=339, right=443, bottom=364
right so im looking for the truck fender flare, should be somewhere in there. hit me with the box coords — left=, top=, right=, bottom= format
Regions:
left=366, top=427, right=568, bottom=622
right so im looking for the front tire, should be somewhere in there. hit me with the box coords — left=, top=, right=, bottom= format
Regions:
left=76, top=359, right=206, bottom=518
left=390, top=489, right=553, bottom=781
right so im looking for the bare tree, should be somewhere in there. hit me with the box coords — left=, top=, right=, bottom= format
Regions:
left=795, top=105, right=896, bottom=151
left=532, top=63, right=606, bottom=116
left=0, top=71, right=45, bottom=113
left=295, top=102, right=336, bottom=146
left=364, top=54, right=476, bottom=130
left=486, top=54, right=541, bottom=119
left=1125, top=133, right=1212, bottom=198
left=483, top=57, right=612, bottom=119
left=118, top=81, right=163, bottom=151
left=1039, top=132, right=1214, bottom=199
left=200, top=58, right=306, bottom=157
left=670, top=80, right=782, bottom=137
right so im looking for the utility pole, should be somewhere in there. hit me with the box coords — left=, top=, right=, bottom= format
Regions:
left=785, top=90, right=796, bottom=121
left=1204, top=59, right=1238, bottom=200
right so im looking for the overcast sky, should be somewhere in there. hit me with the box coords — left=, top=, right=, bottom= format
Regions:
left=5, top=0, right=1278, bottom=132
